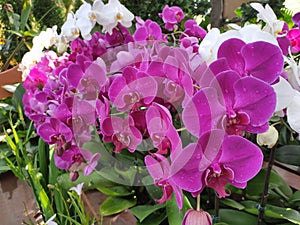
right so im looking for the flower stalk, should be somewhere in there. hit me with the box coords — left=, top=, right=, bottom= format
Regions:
left=257, top=145, right=277, bottom=225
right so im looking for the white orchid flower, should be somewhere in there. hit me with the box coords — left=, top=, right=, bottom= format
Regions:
left=250, top=3, right=284, bottom=37
left=61, top=12, right=80, bottom=41
left=96, top=0, right=134, bottom=34
left=272, top=77, right=300, bottom=133
left=69, top=182, right=84, bottom=196
left=199, top=24, right=278, bottom=64
left=32, top=26, right=57, bottom=50
left=75, top=0, right=104, bottom=40
left=45, top=214, right=58, bottom=225
left=19, top=47, right=44, bottom=80
left=285, top=55, right=300, bottom=91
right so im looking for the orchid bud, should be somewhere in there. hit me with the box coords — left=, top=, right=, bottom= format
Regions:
left=182, top=209, right=212, bottom=225
left=257, top=126, right=278, bottom=148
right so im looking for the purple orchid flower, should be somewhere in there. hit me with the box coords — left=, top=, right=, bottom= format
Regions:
left=180, top=36, right=199, bottom=53
left=182, top=87, right=226, bottom=138
left=38, top=118, right=73, bottom=148
left=23, top=67, right=48, bottom=91
left=292, top=12, right=300, bottom=28
left=145, top=153, right=183, bottom=209
left=182, top=19, right=207, bottom=39
left=146, top=47, right=194, bottom=106
left=81, top=149, right=101, bottom=176
left=54, top=145, right=84, bottom=170
left=146, top=103, right=181, bottom=155
left=171, top=129, right=263, bottom=198
left=67, top=60, right=107, bottom=98
left=287, top=28, right=300, bottom=53
left=54, top=146, right=100, bottom=176
left=134, top=17, right=165, bottom=43
left=159, top=5, right=184, bottom=31
left=211, top=71, right=276, bottom=135
left=211, top=38, right=284, bottom=84
left=105, top=25, right=133, bottom=46
left=101, top=115, right=142, bottom=153
left=108, top=66, right=158, bottom=112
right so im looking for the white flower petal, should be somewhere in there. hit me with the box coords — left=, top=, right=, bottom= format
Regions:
left=272, top=76, right=295, bottom=112
left=287, top=91, right=300, bottom=133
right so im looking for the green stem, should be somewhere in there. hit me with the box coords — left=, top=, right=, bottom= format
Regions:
left=197, top=195, right=200, bottom=211
left=257, top=146, right=276, bottom=225
left=1, top=38, right=25, bottom=71
left=215, top=194, right=219, bottom=218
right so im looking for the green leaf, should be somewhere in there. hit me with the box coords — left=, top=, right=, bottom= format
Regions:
left=218, top=209, right=264, bottom=225
left=20, top=0, right=32, bottom=31
left=38, top=139, right=49, bottom=180
left=241, top=200, right=300, bottom=223
left=265, top=205, right=300, bottom=224
left=12, top=84, right=25, bottom=109
left=166, top=194, right=192, bottom=225
left=275, top=145, right=300, bottom=166
left=288, top=191, right=300, bottom=206
left=0, top=165, right=10, bottom=172
left=57, top=171, right=114, bottom=191
left=97, top=185, right=135, bottom=197
left=247, top=168, right=292, bottom=197
left=99, top=196, right=136, bottom=216
left=130, top=203, right=166, bottom=222
left=136, top=212, right=167, bottom=225
left=220, top=198, right=245, bottom=210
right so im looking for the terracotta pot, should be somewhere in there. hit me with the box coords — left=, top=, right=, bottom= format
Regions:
left=0, top=65, right=22, bottom=99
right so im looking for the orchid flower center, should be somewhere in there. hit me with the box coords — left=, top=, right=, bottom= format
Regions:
left=226, top=111, right=250, bottom=135
left=89, top=12, right=97, bottom=21
left=71, top=28, right=80, bottom=36
left=166, top=81, right=178, bottom=92
left=151, top=133, right=164, bottom=143
left=123, top=91, right=140, bottom=104
left=116, top=12, right=123, bottom=21
left=115, top=132, right=131, bottom=146
left=205, top=164, right=234, bottom=198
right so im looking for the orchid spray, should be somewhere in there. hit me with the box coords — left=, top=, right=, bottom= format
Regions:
left=19, top=0, right=300, bottom=224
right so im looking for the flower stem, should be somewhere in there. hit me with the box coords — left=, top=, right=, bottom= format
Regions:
left=197, top=195, right=200, bottom=211
left=257, top=146, right=276, bottom=225
left=215, top=194, right=219, bottom=218
left=1, top=38, right=25, bottom=71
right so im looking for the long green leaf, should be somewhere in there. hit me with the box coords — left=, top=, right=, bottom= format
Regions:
left=99, top=196, right=136, bottom=216
left=20, top=0, right=32, bottom=31
left=130, top=203, right=166, bottom=222
left=38, top=138, right=49, bottom=184
left=275, top=145, right=300, bottom=166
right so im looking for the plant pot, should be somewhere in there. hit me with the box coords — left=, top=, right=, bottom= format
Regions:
left=0, top=171, right=36, bottom=225
left=0, top=65, right=22, bottom=99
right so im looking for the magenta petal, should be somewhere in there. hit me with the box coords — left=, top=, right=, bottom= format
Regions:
left=220, top=135, right=263, bottom=183
left=171, top=143, right=204, bottom=192
left=242, top=41, right=283, bottom=84
left=211, top=70, right=240, bottom=107
left=182, top=87, right=226, bottom=137
left=127, top=127, right=142, bottom=152
left=67, top=64, right=84, bottom=88
left=233, top=76, right=276, bottom=126
left=217, top=38, right=246, bottom=76
left=38, top=123, right=56, bottom=143
left=198, top=129, right=225, bottom=170
left=108, top=75, right=128, bottom=105
left=145, top=154, right=167, bottom=180
left=208, top=58, right=231, bottom=76
left=134, top=27, right=148, bottom=41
